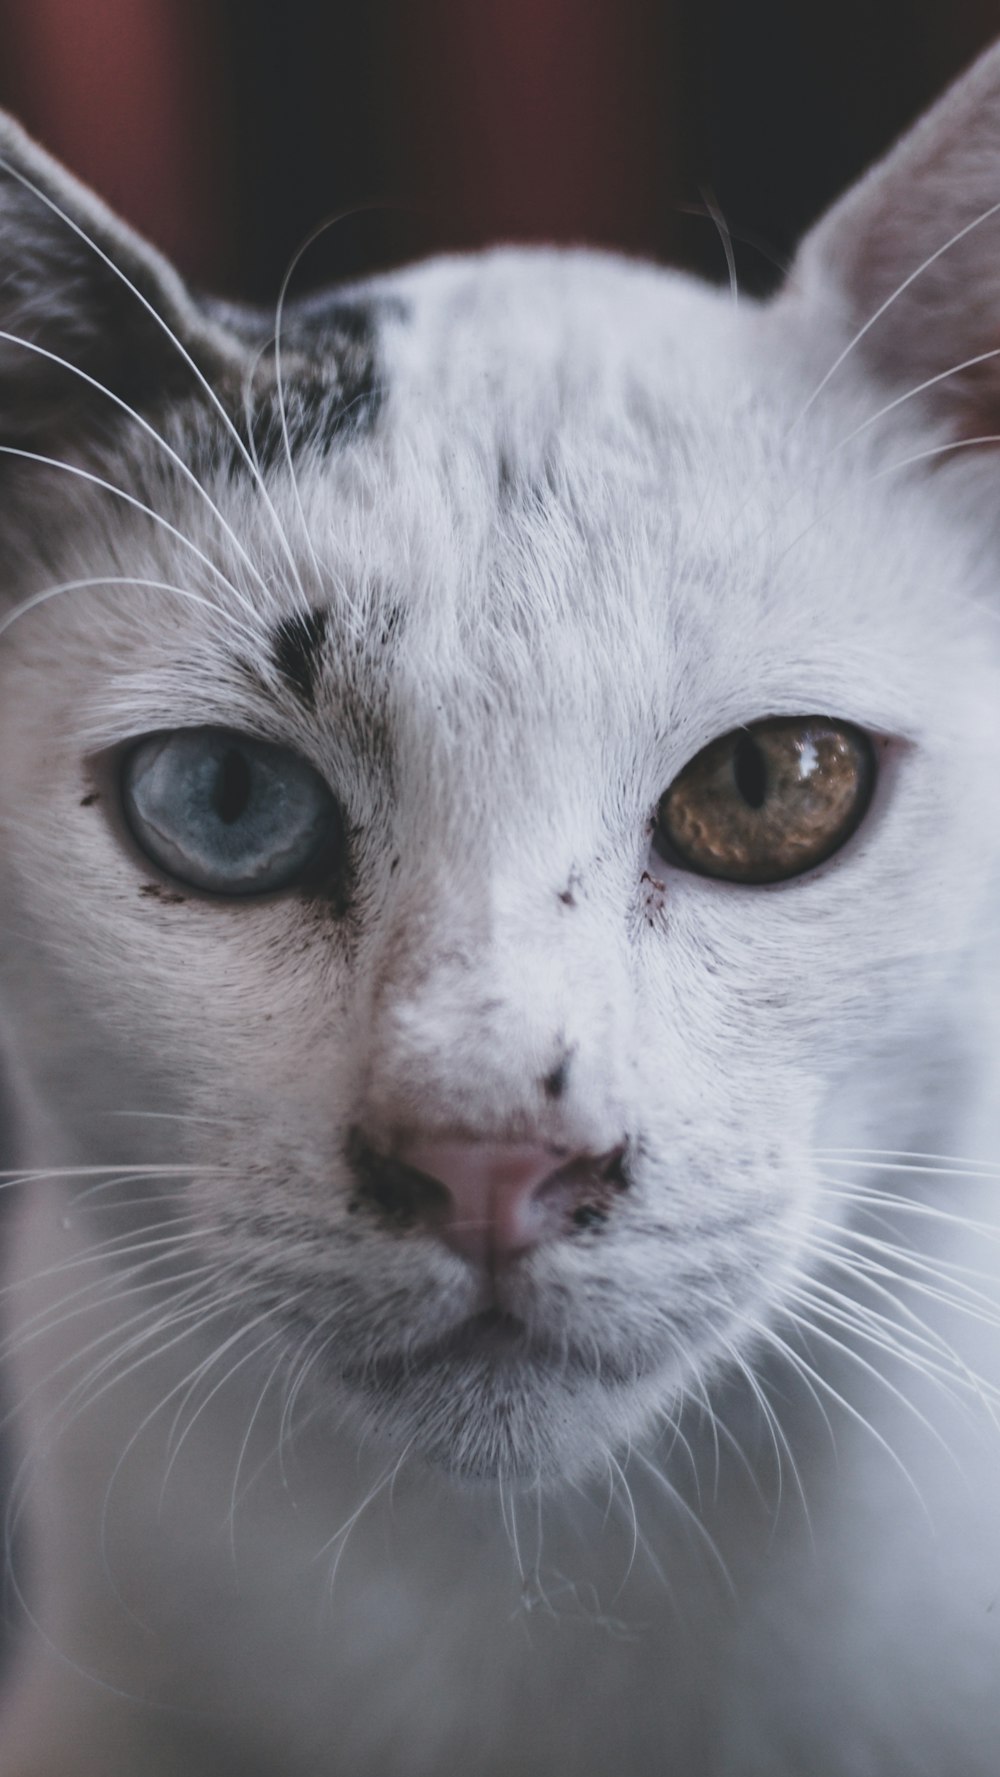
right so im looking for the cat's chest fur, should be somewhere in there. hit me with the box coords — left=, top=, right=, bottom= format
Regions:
left=2, top=42, right=1000, bottom=1777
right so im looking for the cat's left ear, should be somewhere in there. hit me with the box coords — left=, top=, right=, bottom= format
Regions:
left=784, top=41, right=1000, bottom=432
left=0, top=110, right=243, bottom=443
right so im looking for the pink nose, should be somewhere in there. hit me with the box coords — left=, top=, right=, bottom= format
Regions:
left=387, top=1137, right=626, bottom=1266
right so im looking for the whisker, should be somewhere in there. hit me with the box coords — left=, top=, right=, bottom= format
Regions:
left=0, top=1164, right=208, bottom=1182
left=0, top=149, right=310, bottom=608
left=801, top=1240, right=1000, bottom=1426
left=627, top=1444, right=736, bottom=1598
left=1, top=1258, right=221, bottom=1384
left=0, top=327, right=276, bottom=611
left=771, top=434, right=1000, bottom=594
left=777, top=1297, right=955, bottom=1477
left=0, top=448, right=259, bottom=632
left=818, top=1180, right=1000, bottom=1244
left=789, top=194, right=1000, bottom=427
left=815, top=345, right=1000, bottom=461
left=817, top=1153, right=1000, bottom=1179
left=754, top=1321, right=928, bottom=1510
left=227, top=1337, right=296, bottom=1555
left=699, top=187, right=739, bottom=305
left=156, top=1316, right=284, bottom=1509
left=273, top=217, right=346, bottom=593
left=0, top=573, right=260, bottom=652
left=719, top=1337, right=811, bottom=1534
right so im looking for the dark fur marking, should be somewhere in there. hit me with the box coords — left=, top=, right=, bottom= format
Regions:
left=280, top=296, right=396, bottom=449
left=139, top=882, right=186, bottom=905
left=380, top=603, right=404, bottom=648
left=164, top=295, right=394, bottom=482
left=571, top=1205, right=608, bottom=1231
left=79, top=792, right=99, bottom=807
left=271, top=607, right=329, bottom=708
left=542, top=1046, right=574, bottom=1102
left=497, top=447, right=517, bottom=501
left=238, top=298, right=386, bottom=471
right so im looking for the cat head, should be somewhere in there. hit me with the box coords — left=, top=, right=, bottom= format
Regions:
left=0, top=50, right=998, bottom=1482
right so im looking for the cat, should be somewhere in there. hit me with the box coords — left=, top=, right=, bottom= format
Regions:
left=0, top=35, right=999, bottom=1777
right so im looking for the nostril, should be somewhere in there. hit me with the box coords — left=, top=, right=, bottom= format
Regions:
left=344, top=1129, right=452, bottom=1230
left=597, top=1144, right=628, bottom=1189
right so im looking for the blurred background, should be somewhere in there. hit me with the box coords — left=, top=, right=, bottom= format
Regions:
left=1, top=0, right=998, bottom=307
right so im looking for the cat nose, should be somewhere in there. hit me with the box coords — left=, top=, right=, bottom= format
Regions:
left=349, top=1133, right=627, bottom=1268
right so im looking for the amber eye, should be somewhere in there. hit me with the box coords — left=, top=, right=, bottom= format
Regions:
left=653, top=717, right=876, bottom=884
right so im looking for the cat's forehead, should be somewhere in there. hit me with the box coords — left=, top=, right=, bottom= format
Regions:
left=45, top=247, right=979, bottom=768
left=230, top=252, right=939, bottom=674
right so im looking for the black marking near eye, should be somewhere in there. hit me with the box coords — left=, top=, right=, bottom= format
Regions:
left=271, top=608, right=329, bottom=708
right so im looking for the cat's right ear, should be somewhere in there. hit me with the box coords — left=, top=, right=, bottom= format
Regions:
left=0, top=111, right=241, bottom=444
left=782, top=40, right=1000, bottom=436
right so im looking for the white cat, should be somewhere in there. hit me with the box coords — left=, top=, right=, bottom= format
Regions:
left=0, top=40, right=999, bottom=1777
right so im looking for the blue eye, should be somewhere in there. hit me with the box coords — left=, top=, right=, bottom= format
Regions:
left=121, top=728, right=343, bottom=897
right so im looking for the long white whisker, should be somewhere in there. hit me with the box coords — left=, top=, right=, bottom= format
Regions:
left=778, top=1297, right=954, bottom=1481
left=817, top=1154, right=1000, bottom=1179
left=0, top=328, right=275, bottom=608
left=818, top=345, right=1000, bottom=459
left=699, top=187, right=739, bottom=305
left=773, top=434, right=1000, bottom=590
left=627, top=1444, right=736, bottom=1597
left=274, top=218, right=344, bottom=590
left=790, top=194, right=1000, bottom=426
left=0, top=447, right=257, bottom=626
left=0, top=573, right=260, bottom=652
left=755, top=1321, right=928, bottom=1511
left=157, top=1316, right=282, bottom=1510
left=802, top=1240, right=1000, bottom=1426
left=818, top=1180, right=1000, bottom=1245
left=0, top=150, right=310, bottom=607
left=227, top=1337, right=295, bottom=1557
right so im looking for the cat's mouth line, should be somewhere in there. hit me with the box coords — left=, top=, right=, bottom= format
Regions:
left=341, top=1305, right=672, bottom=1391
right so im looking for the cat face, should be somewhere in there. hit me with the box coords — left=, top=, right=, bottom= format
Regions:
left=0, top=58, right=998, bottom=1482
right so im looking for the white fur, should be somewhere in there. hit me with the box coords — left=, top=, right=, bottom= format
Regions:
left=0, top=48, right=999, bottom=1777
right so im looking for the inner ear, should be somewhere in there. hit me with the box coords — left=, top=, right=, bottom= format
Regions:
left=0, top=109, right=244, bottom=446
left=781, top=42, right=1000, bottom=437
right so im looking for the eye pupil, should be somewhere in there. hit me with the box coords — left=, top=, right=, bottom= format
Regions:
left=732, top=734, right=767, bottom=809
left=212, top=747, right=252, bottom=825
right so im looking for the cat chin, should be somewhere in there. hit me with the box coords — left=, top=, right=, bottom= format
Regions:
left=331, top=1318, right=677, bottom=1484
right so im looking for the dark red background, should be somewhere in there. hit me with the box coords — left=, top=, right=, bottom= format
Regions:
left=1, top=0, right=997, bottom=303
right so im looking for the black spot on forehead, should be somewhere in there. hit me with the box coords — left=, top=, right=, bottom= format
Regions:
left=205, top=291, right=406, bottom=472
left=271, top=607, right=329, bottom=708
left=270, top=298, right=382, bottom=447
